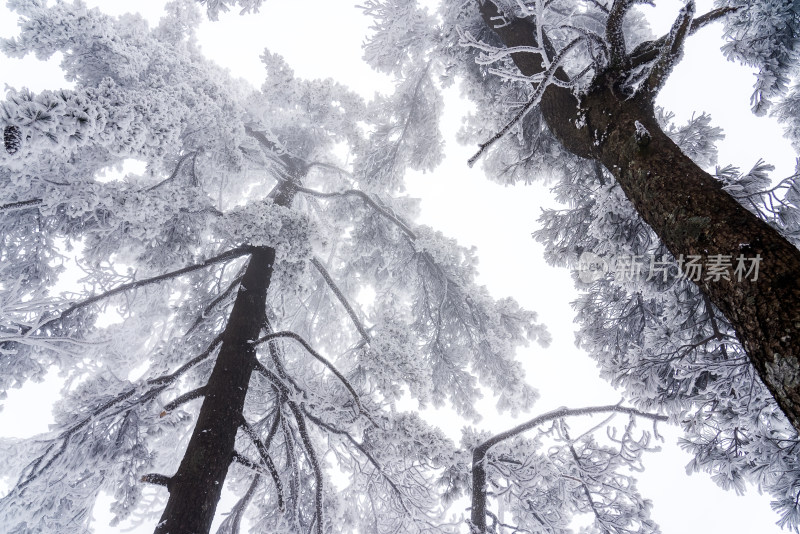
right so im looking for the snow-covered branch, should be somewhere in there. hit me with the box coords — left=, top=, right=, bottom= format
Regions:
left=470, top=404, right=666, bottom=533
left=638, top=1, right=695, bottom=97
left=310, top=257, right=371, bottom=343
left=606, top=0, right=635, bottom=69
left=20, top=246, right=252, bottom=338
left=239, top=417, right=285, bottom=511
left=468, top=37, right=583, bottom=167
left=254, top=330, right=368, bottom=418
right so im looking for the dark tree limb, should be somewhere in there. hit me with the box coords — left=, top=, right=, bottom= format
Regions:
left=606, top=0, right=634, bottom=69
left=161, top=386, right=207, bottom=416
left=286, top=400, right=324, bottom=534
left=639, top=1, right=695, bottom=98
left=628, top=5, right=740, bottom=70
left=140, top=473, right=172, bottom=488
left=0, top=198, right=42, bottom=212
left=239, top=416, right=285, bottom=510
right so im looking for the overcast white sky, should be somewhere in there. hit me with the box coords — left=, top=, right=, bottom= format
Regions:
left=0, top=0, right=797, bottom=533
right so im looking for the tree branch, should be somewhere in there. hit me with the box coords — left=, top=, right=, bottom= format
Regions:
left=184, top=274, right=244, bottom=337
left=310, top=257, right=370, bottom=343
left=140, top=473, right=171, bottom=487
left=286, top=401, right=323, bottom=534
left=562, top=425, right=609, bottom=530
left=146, top=151, right=199, bottom=192
left=294, top=185, right=417, bottom=239
left=470, top=404, right=666, bottom=533
left=302, top=408, right=413, bottom=516
left=235, top=416, right=285, bottom=511
left=12, top=332, right=224, bottom=492
left=214, top=474, right=260, bottom=534
left=0, top=198, right=42, bottom=212
left=160, top=386, right=207, bottom=416
left=628, top=3, right=733, bottom=71
left=468, top=37, right=583, bottom=167
left=24, top=246, right=252, bottom=337
left=638, top=0, right=695, bottom=98
left=606, top=0, right=634, bottom=69
left=254, top=331, right=368, bottom=418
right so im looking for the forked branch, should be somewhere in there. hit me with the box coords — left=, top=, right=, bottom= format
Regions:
left=470, top=404, right=666, bottom=533
left=639, top=0, right=695, bottom=97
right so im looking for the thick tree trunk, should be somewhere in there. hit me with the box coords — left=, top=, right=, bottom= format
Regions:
left=154, top=245, right=275, bottom=534
left=154, top=169, right=301, bottom=533
left=480, top=2, right=800, bottom=432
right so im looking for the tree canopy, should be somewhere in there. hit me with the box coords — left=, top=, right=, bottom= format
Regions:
left=0, top=0, right=799, bottom=533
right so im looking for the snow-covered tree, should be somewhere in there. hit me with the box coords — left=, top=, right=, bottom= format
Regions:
left=360, top=0, right=800, bottom=530
left=0, top=2, right=560, bottom=532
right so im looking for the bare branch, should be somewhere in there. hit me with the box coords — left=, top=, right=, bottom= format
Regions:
left=160, top=386, right=207, bottom=416
left=0, top=198, right=42, bottom=212
left=140, top=473, right=171, bottom=487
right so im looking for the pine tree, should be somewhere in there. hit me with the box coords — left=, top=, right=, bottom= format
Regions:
left=0, top=2, right=553, bottom=532
left=360, top=0, right=800, bottom=529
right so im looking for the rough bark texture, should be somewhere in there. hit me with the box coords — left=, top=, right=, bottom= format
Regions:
left=479, top=1, right=800, bottom=432
left=154, top=245, right=275, bottom=534
left=154, top=163, right=302, bottom=533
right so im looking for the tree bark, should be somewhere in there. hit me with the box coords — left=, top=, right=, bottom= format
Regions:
left=154, top=168, right=302, bottom=533
left=153, top=245, right=275, bottom=534
left=479, top=1, right=800, bottom=432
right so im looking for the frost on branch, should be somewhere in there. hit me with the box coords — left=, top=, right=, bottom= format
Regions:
left=360, top=0, right=439, bottom=76
left=719, top=0, right=800, bottom=115
left=194, top=0, right=265, bottom=20
left=532, top=122, right=800, bottom=528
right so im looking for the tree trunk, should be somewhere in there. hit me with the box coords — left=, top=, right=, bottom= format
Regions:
left=154, top=168, right=301, bottom=533
left=154, top=245, right=276, bottom=534
left=479, top=1, right=800, bottom=432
